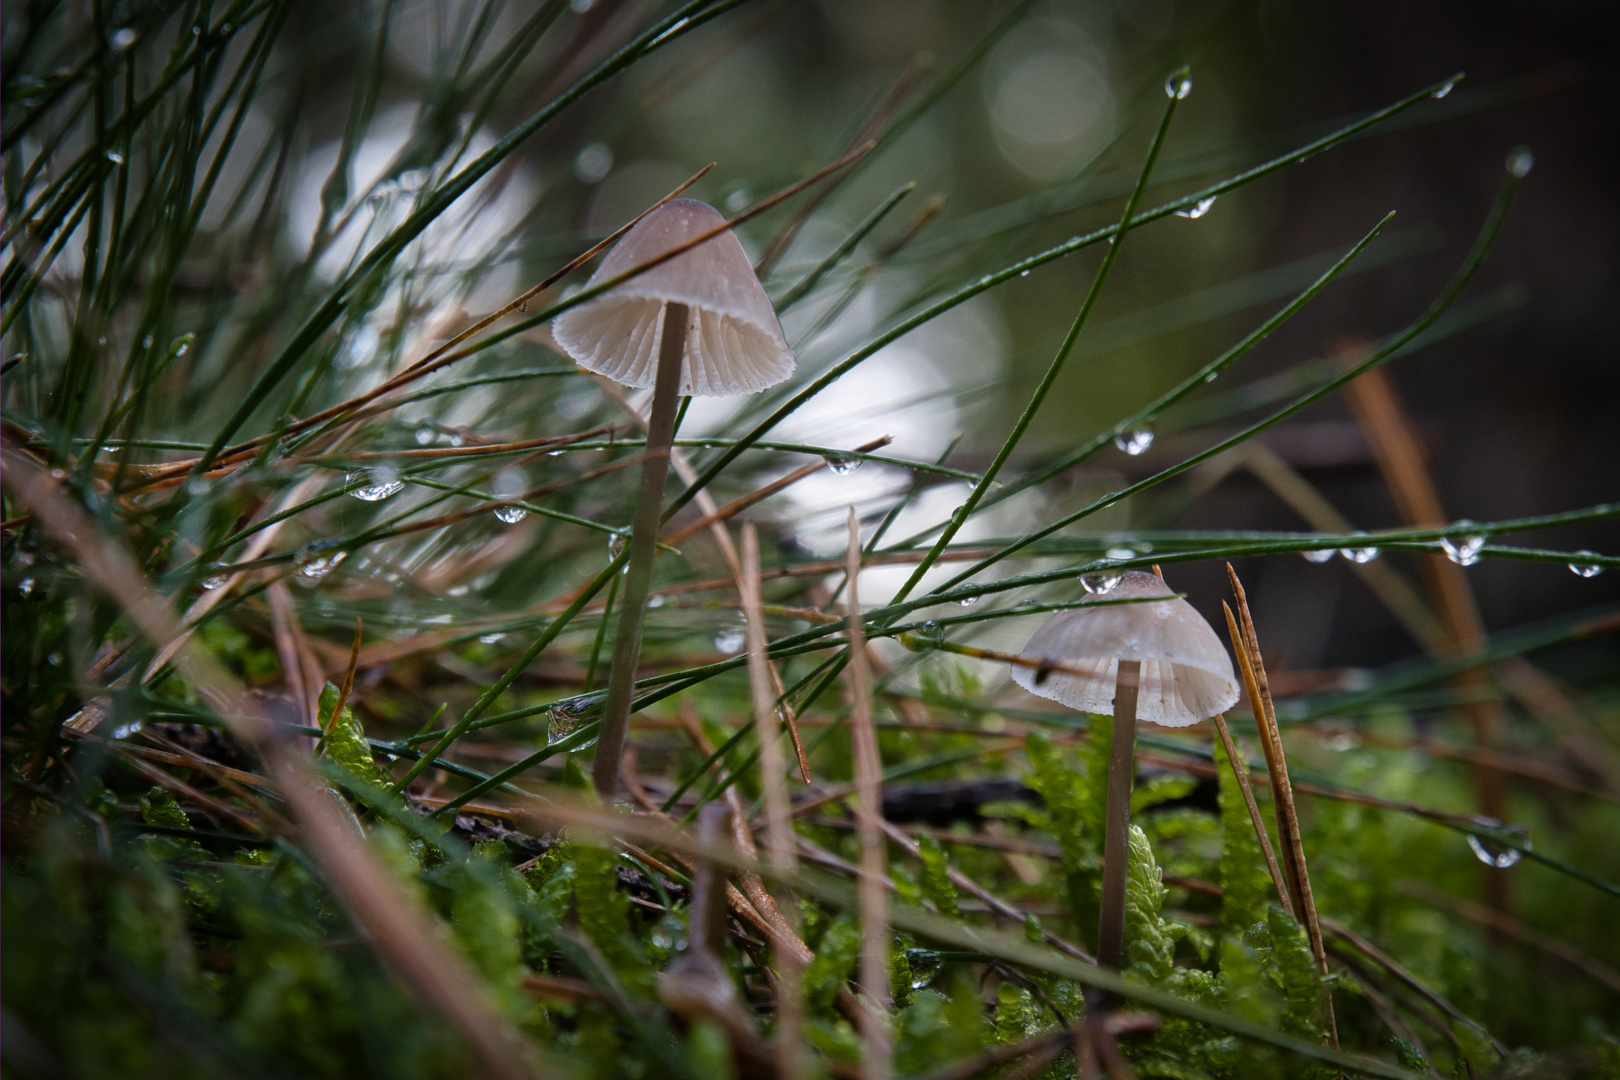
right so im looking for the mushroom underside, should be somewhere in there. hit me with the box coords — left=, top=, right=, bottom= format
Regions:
left=553, top=296, right=795, bottom=397
left=1011, top=656, right=1238, bottom=727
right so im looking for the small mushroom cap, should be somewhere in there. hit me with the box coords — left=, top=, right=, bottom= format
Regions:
left=1011, top=571, right=1239, bottom=727
left=551, top=199, right=795, bottom=397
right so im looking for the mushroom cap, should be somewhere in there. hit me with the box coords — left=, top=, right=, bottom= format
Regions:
left=551, top=199, right=795, bottom=397
left=1010, top=571, right=1239, bottom=727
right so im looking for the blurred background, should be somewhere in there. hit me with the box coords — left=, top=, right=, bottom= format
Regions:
left=8, top=0, right=1616, bottom=671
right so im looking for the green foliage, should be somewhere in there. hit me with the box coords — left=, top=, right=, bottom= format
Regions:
left=1023, top=729, right=1108, bottom=940
left=1214, top=735, right=1276, bottom=948
left=318, top=683, right=387, bottom=788
left=916, top=833, right=960, bottom=917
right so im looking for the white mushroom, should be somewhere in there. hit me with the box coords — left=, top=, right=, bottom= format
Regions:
left=1011, top=570, right=1239, bottom=726
left=551, top=198, right=795, bottom=798
left=1011, top=569, right=1238, bottom=973
left=552, top=198, right=795, bottom=397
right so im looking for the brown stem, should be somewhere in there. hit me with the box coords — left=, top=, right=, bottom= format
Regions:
left=592, top=301, right=689, bottom=798
left=1097, top=659, right=1141, bottom=974
left=1212, top=713, right=1294, bottom=917
left=845, top=507, right=892, bottom=1078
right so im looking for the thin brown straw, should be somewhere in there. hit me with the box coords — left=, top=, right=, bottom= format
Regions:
left=741, top=523, right=807, bottom=1080
left=1211, top=713, right=1294, bottom=917
left=1096, top=660, right=1141, bottom=975
left=1224, top=565, right=1338, bottom=1047
left=845, top=507, right=892, bottom=1079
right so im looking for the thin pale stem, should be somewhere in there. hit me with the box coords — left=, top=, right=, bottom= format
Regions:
left=846, top=508, right=892, bottom=1079
left=741, top=523, right=807, bottom=1079
left=1097, top=659, right=1141, bottom=975
left=593, top=301, right=689, bottom=798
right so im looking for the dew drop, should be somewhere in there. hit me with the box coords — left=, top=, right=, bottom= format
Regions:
left=1106, top=547, right=1135, bottom=561
left=1176, top=196, right=1216, bottom=220
left=1466, top=834, right=1523, bottom=869
left=348, top=467, right=404, bottom=502
left=1164, top=72, right=1192, bottom=100
left=446, top=584, right=469, bottom=598
left=823, top=455, right=861, bottom=476
left=713, top=627, right=746, bottom=655
left=18, top=577, right=35, bottom=597
left=1505, top=146, right=1534, bottom=178
left=1113, top=426, right=1154, bottom=456
left=200, top=568, right=229, bottom=590
left=1081, top=570, right=1124, bottom=594
left=1302, top=548, right=1336, bottom=564
left=958, top=594, right=979, bottom=607
left=1019, top=269, right=1030, bottom=278
left=295, top=543, right=347, bottom=584
left=109, top=27, right=137, bottom=51
left=414, top=425, right=436, bottom=446
left=479, top=633, right=506, bottom=645
left=920, top=620, right=942, bottom=639
left=1202, top=370, right=1218, bottom=383
left=105, top=150, right=125, bottom=165
left=548, top=701, right=581, bottom=743
left=607, top=532, right=626, bottom=560
left=1339, top=534, right=1380, bottom=564
left=1568, top=552, right=1604, bottom=578
left=494, top=505, right=528, bottom=524
left=1431, top=75, right=1460, bottom=99
left=647, top=594, right=666, bottom=609
left=1440, top=521, right=1486, bottom=566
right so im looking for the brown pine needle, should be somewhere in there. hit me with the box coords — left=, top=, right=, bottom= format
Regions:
left=1224, top=565, right=1338, bottom=1046
left=846, top=507, right=892, bottom=1079
left=1211, top=712, right=1294, bottom=917
left=740, top=523, right=808, bottom=1080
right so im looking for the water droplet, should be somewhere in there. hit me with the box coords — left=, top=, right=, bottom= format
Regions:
left=1568, top=552, right=1603, bottom=578
left=607, top=532, right=626, bottom=560
left=1339, top=534, right=1380, bottom=564
left=549, top=701, right=581, bottom=743
left=494, top=505, right=528, bottom=524
left=479, top=633, right=506, bottom=645
left=414, top=425, right=436, bottom=446
left=1019, top=269, right=1030, bottom=278
left=109, top=27, right=137, bottom=51
left=1081, top=571, right=1124, bottom=594
left=1466, top=834, right=1523, bottom=869
left=1176, top=196, right=1216, bottom=219
left=908, top=951, right=942, bottom=989
left=1106, top=547, right=1135, bottom=561
left=1440, top=521, right=1486, bottom=566
left=187, top=477, right=209, bottom=496
left=448, top=433, right=465, bottom=448
left=105, top=150, right=125, bottom=165
left=1505, top=146, right=1534, bottom=178
left=647, top=594, right=666, bottom=609
left=920, top=620, right=942, bottom=639
left=18, top=577, right=35, bottom=597
left=348, top=467, right=403, bottom=502
left=1431, top=75, right=1460, bottom=99
left=824, top=455, right=861, bottom=476
left=1164, top=72, right=1192, bottom=100
left=200, top=568, right=229, bottom=590
left=173, top=336, right=191, bottom=356
left=295, top=543, right=347, bottom=584
left=724, top=186, right=750, bottom=214
left=446, top=584, right=469, bottom=598
left=47, top=652, right=62, bottom=665
left=1302, top=548, right=1336, bottom=564
left=574, top=142, right=613, bottom=184
left=958, top=594, right=979, bottom=607
left=1113, top=426, right=1154, bottom=456
left=713, top=627, right=746, bottom=654
left=1202, top=371, right=1218, bottom=383
left=570, top=0, right=595, bottom=12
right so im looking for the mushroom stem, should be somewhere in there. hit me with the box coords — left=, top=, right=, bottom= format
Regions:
left=592, top=301, right=690, bottom=799
left=1097, top=659, right=1141, bottom=975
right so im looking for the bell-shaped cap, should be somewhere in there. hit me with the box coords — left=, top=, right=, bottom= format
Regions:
left=1011, top=571, right=1239, bottom=727
left=551, top=199, right=795, bottom=397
